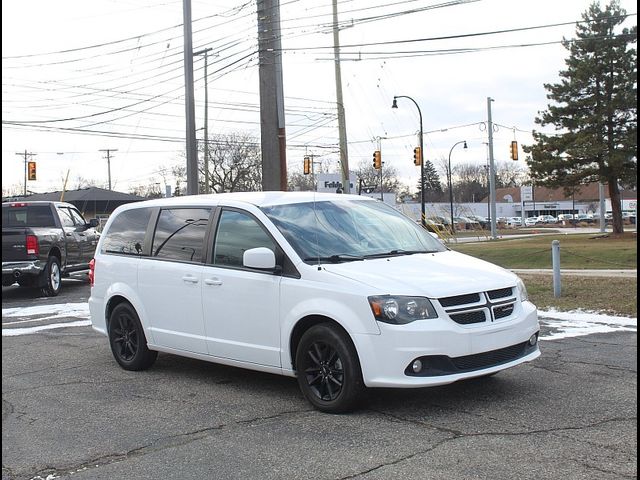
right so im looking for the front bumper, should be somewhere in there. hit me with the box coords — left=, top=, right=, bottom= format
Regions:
left=353, top=301, right=540, bottom=388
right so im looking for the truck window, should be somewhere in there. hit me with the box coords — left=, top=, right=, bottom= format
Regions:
left=2, top=205, right=56, bottom=227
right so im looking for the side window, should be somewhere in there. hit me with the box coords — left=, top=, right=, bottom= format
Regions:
left=152, top=208, right=210, bottom=263
left=68, top=208, right=87, bottom=226
left=213, top=210, right=276, bottom=268
left=102, top=208, right=153, bottom=256
left=57, top=208, right=76, bottom=228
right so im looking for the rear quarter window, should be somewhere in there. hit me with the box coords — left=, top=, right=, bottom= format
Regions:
left=101, top=208, right=153, bottom=256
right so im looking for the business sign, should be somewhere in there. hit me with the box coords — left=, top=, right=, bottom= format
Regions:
left=520, top=185, right=533, bottom=202
left=316, top=173, right=356, bottom=193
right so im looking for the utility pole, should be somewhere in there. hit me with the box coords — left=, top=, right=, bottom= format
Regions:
left=99, top=149, right=118, bottom=190
left=194, top=47, right=213, bottom=194
left=183, top=0, right=198, bottom=195
left=487, top=97, right=497, bottom=239
left=376, top=137, right=386, bottom=201
left=256, top=0, right=287, bottom=191
left=16, top=150, right=37, bottom=196
left=332, top=0, right=350, bottom=193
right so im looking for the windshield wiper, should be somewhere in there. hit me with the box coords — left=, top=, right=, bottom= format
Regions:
left=363, top=249, right=436, bottom=259
left=303, top=254, right=364, bottom=263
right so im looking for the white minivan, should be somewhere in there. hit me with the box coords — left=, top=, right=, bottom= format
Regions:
left=89, top=192, right=540, bottom=413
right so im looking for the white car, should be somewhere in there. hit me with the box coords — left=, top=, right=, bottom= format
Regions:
left=524, top=217, right=538, bottom=227
left=89, top=192, right=540, bottom=413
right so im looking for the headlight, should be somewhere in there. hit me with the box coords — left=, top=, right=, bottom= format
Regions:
left=368, top=295, right=437, bottom=324
left=516, top=277, right=529, bottom=302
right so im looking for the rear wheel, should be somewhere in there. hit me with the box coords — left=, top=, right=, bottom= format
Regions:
left=108, top=303, right=157, bottom=371
left=39, top=256, right=61, bottom=296
left=295, top=323, right=365, bottom=413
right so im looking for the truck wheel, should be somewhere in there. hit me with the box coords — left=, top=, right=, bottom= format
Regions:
left=39, top=256, right=61, bottom=297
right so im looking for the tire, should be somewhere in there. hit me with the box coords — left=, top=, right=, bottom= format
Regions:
left=39, top=256, right=61, bottom=297
left=295, top=323, right=365, bottom=413
left=108, top=303, right=157, bottom=371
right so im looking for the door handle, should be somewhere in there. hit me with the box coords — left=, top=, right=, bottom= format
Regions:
left=204, top=278, right=223, bottom=286
left=181, top=275, right=199, bottom=284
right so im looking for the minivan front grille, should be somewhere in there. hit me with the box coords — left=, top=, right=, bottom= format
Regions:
left=439, top=293, right=481, bottom=307
left=438, top=286, right=517, bottom=325
left=451, top=342, right=527, bottom=370
left=487, top=287, right=513, bottom=300
left=450, top=310, right=486, bottom=325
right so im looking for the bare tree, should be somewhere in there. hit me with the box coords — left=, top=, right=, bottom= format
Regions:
left=200, top=132, right=262, bottom=193
left=355, top=159, right=400, bottom=193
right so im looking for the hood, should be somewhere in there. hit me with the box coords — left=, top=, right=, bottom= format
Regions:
left=322, top=250, right=517, bottom=298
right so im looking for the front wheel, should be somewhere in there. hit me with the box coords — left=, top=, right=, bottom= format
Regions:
left=39, top=256, right=61, bottom=296
left=108, top=303, right=157, bottom=371
left=295, top=323, right=365, bottom=413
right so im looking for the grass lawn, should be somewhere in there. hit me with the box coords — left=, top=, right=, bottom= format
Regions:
left=520, top=274, right=637, bottom=317
left=450, top=232, right=637, bottom=270
left=449, top=232, right=637, bottom=316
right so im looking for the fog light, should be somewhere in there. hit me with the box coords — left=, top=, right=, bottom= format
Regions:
left=529, top=334, right=538, bottom=346
left=412, top=359, right=423, bottom=373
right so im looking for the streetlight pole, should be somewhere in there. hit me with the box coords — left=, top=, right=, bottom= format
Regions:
left=448, top=140, right=467, bottom=233
left=392, top=95, right=425, bottom=227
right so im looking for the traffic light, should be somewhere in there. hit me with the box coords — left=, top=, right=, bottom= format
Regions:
left=303, top=156, right=311, bottom=175
left=413, top=146, right=422, bottom=166
left=373, top=150, right=381, bottom=169
left=27, top=161, right=37, bottom=181
left=510, top=141, right=518, bottom=161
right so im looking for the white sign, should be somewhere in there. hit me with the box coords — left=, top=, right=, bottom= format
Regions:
left=520, top=185, right=533, bottom=202
left=316, top=173, right=357, bottom=193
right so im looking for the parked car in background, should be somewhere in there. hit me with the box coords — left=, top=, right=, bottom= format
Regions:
left=536, top=215, right=557, bottom=224
left=2, top=201, right=99, bottom=295
left=467, top=215, right=490, bottom=229
left=90, top=192, right=540, bottom=413
left=524, top=217, right=538, bottom=227
left=454, top=216, right=481, bottom=230
left=507, top=217, right=522, bottom=227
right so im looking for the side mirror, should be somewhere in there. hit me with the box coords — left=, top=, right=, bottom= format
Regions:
left=243, top=247, right=276, bottom=271
left=88, top=218, right=99, bottom=228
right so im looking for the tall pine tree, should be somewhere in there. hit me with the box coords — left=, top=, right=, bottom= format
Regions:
left=524, top=0, right=637, bottom=233
left=416, top=159, right=444, bottom=202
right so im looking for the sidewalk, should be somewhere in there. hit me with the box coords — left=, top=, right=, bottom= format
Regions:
left=511, top=268, right=637, bottom=278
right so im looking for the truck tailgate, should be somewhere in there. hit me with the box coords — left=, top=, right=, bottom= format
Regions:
left=2, top=228, right=32, bottom=262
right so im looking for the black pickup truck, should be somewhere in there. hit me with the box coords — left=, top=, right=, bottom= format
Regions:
left=2, top=201, right=100, bottom=296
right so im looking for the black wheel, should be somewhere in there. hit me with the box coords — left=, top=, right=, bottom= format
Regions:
left=108, top=303, right=157, bottom=371
left=295, top=323, right=365, bottom=413
left=39, top=256, right=61, bottom=296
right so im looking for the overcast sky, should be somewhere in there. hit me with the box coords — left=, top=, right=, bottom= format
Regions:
left=2, top=0, right=637, bottom=195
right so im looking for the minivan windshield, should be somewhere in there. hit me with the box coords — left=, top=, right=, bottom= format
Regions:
left=261, top=198, right=446, bottom=263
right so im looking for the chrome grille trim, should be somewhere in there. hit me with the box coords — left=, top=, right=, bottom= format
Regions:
left=438, top=286, right=517, bottom=325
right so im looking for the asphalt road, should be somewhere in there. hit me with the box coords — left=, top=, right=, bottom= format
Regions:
left=2, top=280, right=637, bottom=480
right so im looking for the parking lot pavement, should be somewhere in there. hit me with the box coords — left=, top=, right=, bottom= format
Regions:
left=2, top=284, right=637, bottom=480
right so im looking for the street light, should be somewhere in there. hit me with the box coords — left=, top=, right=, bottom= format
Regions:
left=392, top=95, right=425, bottom=227
left=448, top=140, right=467, bottom=233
